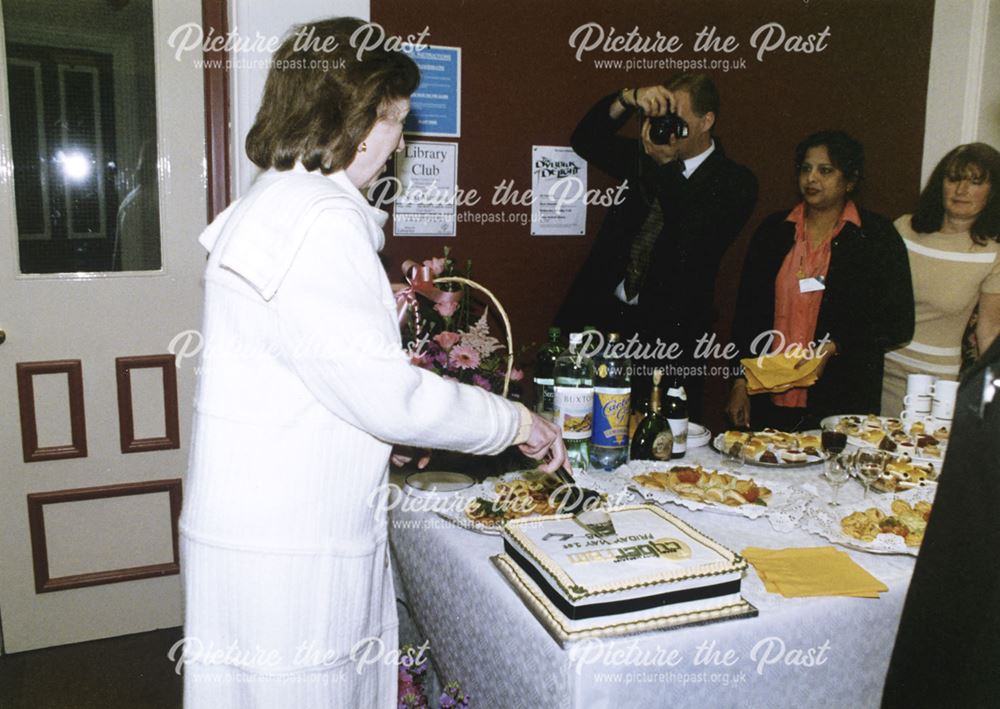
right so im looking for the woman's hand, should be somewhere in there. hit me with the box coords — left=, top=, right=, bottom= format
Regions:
left=726, top=379, right=752, bottom=428
left=518, top=413, right=570, bottom=475
left=390, top=446, right=431, bottom=469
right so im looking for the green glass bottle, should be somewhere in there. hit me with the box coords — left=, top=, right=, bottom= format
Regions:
left=629, top=369, right=674, bottom=462
left=534, top=327, right=562, bottom=417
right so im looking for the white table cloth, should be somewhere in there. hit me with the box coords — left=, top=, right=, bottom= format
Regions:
left=390, top=448, right=917, bottom=709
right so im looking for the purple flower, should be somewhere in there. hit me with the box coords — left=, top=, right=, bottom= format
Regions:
left=472, top=374, right=492, bottom=391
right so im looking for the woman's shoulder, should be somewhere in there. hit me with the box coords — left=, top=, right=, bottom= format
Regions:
left=855, top=206, right=896, bottom=232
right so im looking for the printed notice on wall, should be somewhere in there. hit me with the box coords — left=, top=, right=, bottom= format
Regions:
left=530, top=146, right=587, bottom=236
left=403, top=45, right=461, bottom=137
left=393, top=141, right=458, bottom=237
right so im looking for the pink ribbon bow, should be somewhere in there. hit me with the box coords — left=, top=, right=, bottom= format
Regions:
left=392, top=260, right=463, bottom=329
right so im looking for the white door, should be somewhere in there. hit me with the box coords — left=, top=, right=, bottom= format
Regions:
left=0, top=0, right=208, bottom=652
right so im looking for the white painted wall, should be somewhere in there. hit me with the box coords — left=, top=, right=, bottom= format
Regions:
left=228, top=0, right=370, bottom=197
left=922, top=0, right=999, bottom=185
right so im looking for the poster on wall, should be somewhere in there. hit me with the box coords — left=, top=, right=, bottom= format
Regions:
left=392, top=140, right=458, bottom=237
left=530, top=146, right=588, bottom=236
left=402, top=45, right=461, bottom=138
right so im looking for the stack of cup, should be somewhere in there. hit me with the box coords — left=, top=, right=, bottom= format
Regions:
left=900, top=374, right=935, bottom=425
left=929, top=380, right=959, bottom=432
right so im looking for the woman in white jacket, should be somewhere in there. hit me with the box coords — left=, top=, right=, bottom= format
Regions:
left=179, top=18, right=566, bottom=708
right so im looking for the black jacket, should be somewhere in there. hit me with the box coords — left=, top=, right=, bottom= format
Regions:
left=882, top=334, right=1000, bottom=707
left=556, top=94, right=758, bottom=354
left=731, top=207, right=915, bottom=418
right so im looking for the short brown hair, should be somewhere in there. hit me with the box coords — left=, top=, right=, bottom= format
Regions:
left=245, top=17, right=419, bottom=174
left=664, top=73, right=720, bottom=120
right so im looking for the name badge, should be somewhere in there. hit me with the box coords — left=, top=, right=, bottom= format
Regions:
left=799, top=276, right=826, bottom=293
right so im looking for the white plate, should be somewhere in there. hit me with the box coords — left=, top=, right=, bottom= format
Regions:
left=404, top=471, right=475, bottom=498
left=620, top=460, right=799, bottom=521
left=804, top=486, right=936, bottom=556
left=687, top=423, right=712, bottom=449
left=711, top=432, right=825, bottom=468
left=820, top=414, right=948, bottom=467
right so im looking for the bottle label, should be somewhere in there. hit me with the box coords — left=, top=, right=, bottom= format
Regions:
left=651, top=431, right=674, bottom=460
left=592, top=387, right=630, bottom=448
left=534, top=377, right=555, bottom=413
left=554, top=386, right=594, bottom=440
left=668, top=417, right=688, bottom=455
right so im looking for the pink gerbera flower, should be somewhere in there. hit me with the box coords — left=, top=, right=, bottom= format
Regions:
left=448, top=345, right=480, bottom=370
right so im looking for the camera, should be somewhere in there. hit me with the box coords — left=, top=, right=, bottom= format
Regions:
left=647, top=112, right=689, bottom=144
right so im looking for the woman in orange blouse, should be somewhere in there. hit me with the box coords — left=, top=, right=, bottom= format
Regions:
left=726, top=131, right=914, bottom=430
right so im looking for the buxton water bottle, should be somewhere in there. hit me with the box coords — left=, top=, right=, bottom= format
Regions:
left=553, top=332, right=595, bottom=473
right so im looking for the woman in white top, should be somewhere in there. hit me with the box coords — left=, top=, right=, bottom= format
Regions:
left=882, top=143, right=1000, bottom=416
left=179, top=18, right=566, bottom=709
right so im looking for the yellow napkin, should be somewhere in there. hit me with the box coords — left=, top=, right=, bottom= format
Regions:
left=740, top=353, right=823, bottom=394
left=742, top=546, right=888, bottom=598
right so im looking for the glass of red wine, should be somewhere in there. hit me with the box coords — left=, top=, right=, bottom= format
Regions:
left=821, top=430, right=848, bottom=456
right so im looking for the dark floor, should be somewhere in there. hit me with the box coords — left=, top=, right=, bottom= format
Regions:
left=0, top=627, right=183, bottom=709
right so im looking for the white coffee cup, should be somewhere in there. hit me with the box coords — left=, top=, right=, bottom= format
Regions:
left=906, top=373, right=936, bottom=397
left=902, top=393, right=932, bottom=414
left=900, top=409, right=929, bottom=424
left=931, top=416, right=952, bottom=432
left=930, top=380, right=959, bottom=419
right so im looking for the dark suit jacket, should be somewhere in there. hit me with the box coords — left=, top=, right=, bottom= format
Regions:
left=731, top=207, right=914, bottom=420
left=882, top=334, right=1000, bottom=707
left=556, top=93, right=758, bottom=355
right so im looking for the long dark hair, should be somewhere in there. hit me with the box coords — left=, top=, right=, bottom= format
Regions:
left=911, top=143, right=1000, bottom=244
left=246, top=17, right=420, bottom=175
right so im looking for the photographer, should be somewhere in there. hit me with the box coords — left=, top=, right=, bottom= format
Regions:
left=556, top=74, right=757, bottom=418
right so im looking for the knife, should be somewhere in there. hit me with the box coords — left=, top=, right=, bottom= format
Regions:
left=552, top=466, right=617, bottom=538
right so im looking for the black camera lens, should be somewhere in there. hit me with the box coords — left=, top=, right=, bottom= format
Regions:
left=648, top=113, right=689, bottom=145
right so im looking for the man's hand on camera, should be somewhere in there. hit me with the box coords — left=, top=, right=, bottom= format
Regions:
left=641, top=118, right=680, bottom=165
left=633, top=85, right=676, bottom=117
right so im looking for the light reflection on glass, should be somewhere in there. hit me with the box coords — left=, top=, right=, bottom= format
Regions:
left=55, top=149, right=92, bottom=182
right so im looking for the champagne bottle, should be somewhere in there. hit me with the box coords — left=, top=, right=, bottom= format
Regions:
left=664, top=378, right=688, bottom=459
left=533, top=327, right=562, bottom=418
left=629, top=369, right=673, bottom=462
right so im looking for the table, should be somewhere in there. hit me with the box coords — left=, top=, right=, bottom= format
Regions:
left=389, top=447, right=918, bottom=709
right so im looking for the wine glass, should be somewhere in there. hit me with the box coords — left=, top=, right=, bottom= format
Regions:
left=722, top=441, right=744, bottom=471
left=854, top=450, right=889, bottom=499
left=822, top=452, right=851, bottom=506
left=821, top=430, right=848, bottom=457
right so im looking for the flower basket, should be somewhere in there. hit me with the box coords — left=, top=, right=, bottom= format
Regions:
left=431, top=276, right=514, bottom=397
left=394, top=253, right=520, bottom=400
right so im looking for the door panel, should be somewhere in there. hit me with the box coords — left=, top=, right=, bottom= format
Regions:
left=0, top=0, right=207, bottom=652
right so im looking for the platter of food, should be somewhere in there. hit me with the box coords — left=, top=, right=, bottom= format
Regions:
left=627, top=463, right=788, bottom=520
left=436, top=470, right=607, bottom=535
left=821, top=414, right=949, bottom=465
left=862, top=455, right=939, bottom=493
left=806, top=488, right=935, bottom=555
left=713, top=429, right=826, bottom=467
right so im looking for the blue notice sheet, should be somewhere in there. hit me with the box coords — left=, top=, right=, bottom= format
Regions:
left=403, top=45, right=461, bottom=137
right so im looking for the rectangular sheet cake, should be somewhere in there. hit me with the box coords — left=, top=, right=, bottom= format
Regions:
left=497, top=504, right=753, bottom=640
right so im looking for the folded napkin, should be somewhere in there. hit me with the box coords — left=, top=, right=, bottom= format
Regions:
left=742, top=546, right=888, bottom=598
left=740, top=353, right=824, bottom=394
